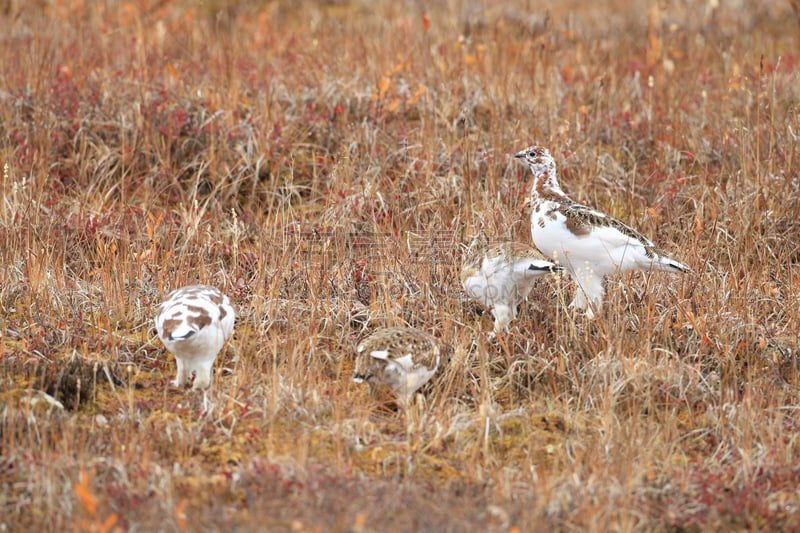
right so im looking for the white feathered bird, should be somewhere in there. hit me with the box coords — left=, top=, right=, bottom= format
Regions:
left=155, top=285, right=235, bottom=390
left=514, top=145, right=690, bottom=318
left=461, top=241, right=561, bottom=331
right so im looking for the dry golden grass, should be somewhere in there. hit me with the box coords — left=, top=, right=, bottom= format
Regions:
left=1, top=0, right=799, bottom=530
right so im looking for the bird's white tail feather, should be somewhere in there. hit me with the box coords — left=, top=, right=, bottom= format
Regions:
left=655, top=257, right=691, bottom=274
left=168, top=325, right=196, bottom=341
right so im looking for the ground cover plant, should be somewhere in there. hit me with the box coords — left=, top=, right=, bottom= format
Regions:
left=1, top=0, right=799, bottom=530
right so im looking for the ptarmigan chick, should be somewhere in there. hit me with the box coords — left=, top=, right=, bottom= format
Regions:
left=514, top=145, right=690, bottom=318
left=461, top=241, right=561, bottom=331
left=352, top=327, right=442, bottom=405
left=155, top=285, right=235, bottom=390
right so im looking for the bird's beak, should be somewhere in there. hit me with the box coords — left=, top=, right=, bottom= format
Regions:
left=513, top=150, right=526, bottom=159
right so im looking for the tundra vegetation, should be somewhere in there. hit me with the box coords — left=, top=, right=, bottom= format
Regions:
left=1, top=0, right=799, bottom=530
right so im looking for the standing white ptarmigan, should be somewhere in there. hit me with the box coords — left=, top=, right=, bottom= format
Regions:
left=352, top=327, right=443, bottom=405
left=514, top=145, right=690, bottom=318
left=155, top=285, right=235, bottom=390
left=461, top=241, right=561, bottom=331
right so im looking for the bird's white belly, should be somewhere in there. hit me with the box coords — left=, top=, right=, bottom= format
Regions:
left=530, top=211, right=639, bottom=276
left=463, top=269, right=531, bottom=306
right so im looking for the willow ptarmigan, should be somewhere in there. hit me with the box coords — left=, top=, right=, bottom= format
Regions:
left=352, top=327, right=442, bottom=404
left=514, top=145, right=690, bottom=318
left=155, top=285, right=235, bottom=390
left=461, top=241, right=561, bottom=331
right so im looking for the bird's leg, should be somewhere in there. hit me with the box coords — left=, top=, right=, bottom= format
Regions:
left=172, top=358, right=188, bottom=387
